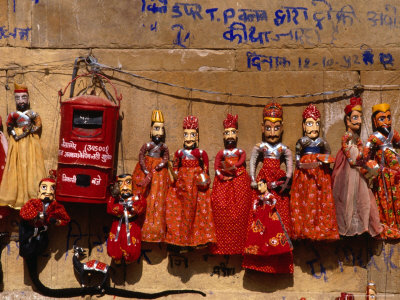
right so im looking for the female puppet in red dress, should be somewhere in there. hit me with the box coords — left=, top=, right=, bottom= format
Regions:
left=290, top=104, right=339, bottom=240
left=242, top=180, right=293, bottom=274
left=210, top=114, right=253, bottom=255
left=165, top=116, right=216, bottom=248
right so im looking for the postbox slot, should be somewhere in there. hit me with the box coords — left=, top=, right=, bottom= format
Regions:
left=76, top=174, right=91, bottom=187
left=72, top=109, right=104, bottom=138
left=73, top=110, right=103, bottom=129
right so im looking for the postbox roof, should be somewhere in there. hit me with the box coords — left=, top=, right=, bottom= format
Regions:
left=63, top=95, right=119, bottom=107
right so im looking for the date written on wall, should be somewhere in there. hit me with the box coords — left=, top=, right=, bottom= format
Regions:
left=247, top=49, right=395, bottom=71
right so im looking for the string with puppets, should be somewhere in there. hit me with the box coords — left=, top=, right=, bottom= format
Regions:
left=0, top=54, right=398, bottom=298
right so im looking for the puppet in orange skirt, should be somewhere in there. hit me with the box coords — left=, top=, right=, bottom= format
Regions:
left=242, top=180, right=293, bottom=274
left=165, top=115, right=216, bottom=248
left=132, top=110, right=170, bottom=243
left=290, top=104, right=339, bottom=241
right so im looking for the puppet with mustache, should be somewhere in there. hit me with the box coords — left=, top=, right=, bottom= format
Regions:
left=364, top=103, right=400, bottom=239
left=210, top=114, right=253, bottom=256
left=332, top=97, right=382, bottom=237
left=131, top=110, right=170, bottom=243
left=247, top=103, right=294, bottom=274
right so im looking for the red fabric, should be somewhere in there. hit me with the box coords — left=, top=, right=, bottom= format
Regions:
left=183, top=115, right=198, bottom=129
left=106, top=195, right=146, bottom=263
left=344, top=97, right=362, bottom=115
left=302, top=104, right=321, bottom=120
left=242, top=193, right=293, bottom=274
left=223, top=114, right=238, bottom=129
left=0, top=135, right=5, bottom=184
left=210, top=155, right=253, bottom=254
left=263, top=103, right=283, bottom=120
left=20, top=198, right=70, bottom=227
left=132, top=156, right=170, bottom=242
left=242, top=252, right=294, bottom=274
left=290, top=154, right=339, bottom=240
left=243, top=199, right=292, bottom=256
left=165, top=150, right=216, bottom=246
left=366, top=130, right=400, bottom=239
left=257, top=158, right=292, bottom=236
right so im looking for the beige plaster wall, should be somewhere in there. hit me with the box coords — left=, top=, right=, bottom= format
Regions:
left=0, top=0, right=399, bottom=299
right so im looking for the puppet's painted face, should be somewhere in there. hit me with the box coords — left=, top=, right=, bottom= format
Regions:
left=257, top=181, right=268, bottom=194
left=38, top=180, right=56, bottom=202
left=223, top=127, right=237, bottom=148
left=263, top=120, right=282, bottom=144
left=117, top=175, right=133, bottom=199
left=183, top=129, right=198, bottom=149
left=303, top=117, right=320, bottom=139
left=374, top=110, right=392, bottom=133
left=15, top=92, right=29, bottom=111
left=346, top=110, right=362, bottom=133
left=151, top=122, right=164, bottom=144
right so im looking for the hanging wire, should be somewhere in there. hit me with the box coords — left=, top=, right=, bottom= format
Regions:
left=156, top=82, right=160, bottom=110
left=187, top=89, right=193, bottom=115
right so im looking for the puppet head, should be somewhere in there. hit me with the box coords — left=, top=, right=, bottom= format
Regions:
left=14, top=83, right=29, bottom=112
left=116, top=174, right=133, bottom=199
left=150, top=110, right=165, bottom=144
left=257, top=179, right=269, bottom=194
left=344, top=97, right=363, bottom=134
left=263, top=103, right=283, bottom=144
left=183, top=115, right=199, bottom=150
left=223, top=114, right=238, bottom=149
left=38, top=178, right=56, bottom=203
left=366, top=281, right=377, bottom=299
left=302, top=104, right=321, bottom=139
left=372, top=103, right=391, bottom=136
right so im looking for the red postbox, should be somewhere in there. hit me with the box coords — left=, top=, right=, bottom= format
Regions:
left=56, top=74, right=121, bottom=204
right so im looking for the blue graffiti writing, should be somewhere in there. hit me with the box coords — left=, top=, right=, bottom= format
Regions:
left=247, top=51, right=291, bottom=70
left=362, top=50, right=374, bottom=65
left=379, top=52, right=394, bottom=69
left=274, top=7, right=308, bottom=26
left=367, top=5, right=400, bottom=28
left=172, top=3, right=203, bottom=20
left=306, top=258, right=328, bottom=282
left=383, top=245, right=398, bottom=270
left=171, top=24, right=190, bottom=48
left=223, top=8, right=235, bottom=25
left=0, top=27, right=31, bottom=40
left=335, top=5, right=357, bottom=26
left=238, top=9, right=268, bottom=23
left=223, top=22, right=319, bottom=45
left=205, top=8, right=218, bottom=21
left=311, top=0, right=332, bottom=30
left=142, top=0, right=168, bottom=14
left=150, top=22, right=158, bottom=31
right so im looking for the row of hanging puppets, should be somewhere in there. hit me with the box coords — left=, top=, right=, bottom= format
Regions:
left=0, top=82, right=398, bottom=276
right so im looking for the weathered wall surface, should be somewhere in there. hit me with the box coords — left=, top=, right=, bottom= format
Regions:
left=0, top=0, right=400, bottom=299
